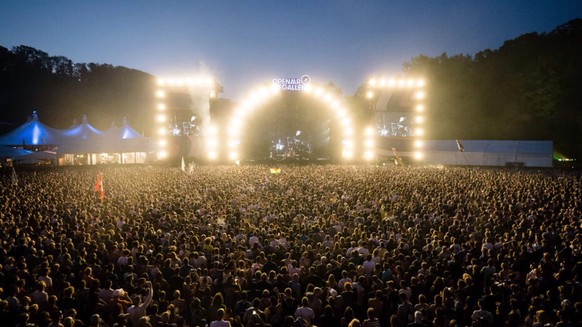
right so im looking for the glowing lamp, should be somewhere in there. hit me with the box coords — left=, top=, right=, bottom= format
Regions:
left=413, top=151, right=424, bottom=160
left=156, top=114, right=166, bottom=123
left=364, top=150, right=375, bottom=161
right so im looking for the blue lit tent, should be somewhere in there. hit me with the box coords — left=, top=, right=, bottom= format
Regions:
left=0, top=112, right=151, bottom=165
left=57, top=115, right=106, bottom=154
left=101, top=117, right=151, bottom=163
left=0, top=112, right=62, bottom=147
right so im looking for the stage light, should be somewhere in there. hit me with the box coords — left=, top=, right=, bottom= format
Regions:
left=379, top=78, right=386, bottom=86
left=415, top=128, right=425, bottom=136
left=342, top=149, right=354, bottom=159
left=366, top=91, right=374, bottom=99
left=209, top=91, right=216, bottom=98
left=157, top=79, right=166, bottom=86
left=414, top=140, right=424, bottom=148
left=364, top=139, right=375, bottom=148
left=364, top=126, right=375, bottom=136
left=341, top=117, right=351, bottom=127
left=416, top=79, right=426, bottom=87
left=416, top=104, right=424, bottom=112
left=343, top=140, right=354, bottom=148
left=415, top=116, right=424, bottom=124
left=368, top=78, right=377, bottom=87
left=158, top=150, right=168, bottom=159
left=397, top=79, right=406, bottom=87
left=415, top=91, right=425, bottom=100
left=156, top=114, right=166, bottom=123
left=228, top=151, right=238, bottom=160
left=345, top=127, right=354, bottom=136
left=155, top=90, right=166, bottom=98
left=364, top=150, right=375, bottom=161
left=388, top=78, right=396, bottom=87
left=158, top=139, right=167, bottom=148
left=407, top=79, right=415, bottom=87
left=158, top=127, right=166, bottom=136
left=207, top=125, right=218, bottom=136
left=157, top=103, right=166, bottom=111
left=207, top=151, right=218, bottom=160
left=206, top=138, right=218, bottom=148
left=227, top=139, right=239, bottom=148
left=413, top=151, right=424, bottom=160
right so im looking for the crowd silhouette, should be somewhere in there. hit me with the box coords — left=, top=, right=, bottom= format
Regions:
left=0, top=165, right=580, bottom=327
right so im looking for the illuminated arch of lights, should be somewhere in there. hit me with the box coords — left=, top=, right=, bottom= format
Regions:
left=366, top=76, right=426, bottom=161
left=212, top=82, right=374, bottom=162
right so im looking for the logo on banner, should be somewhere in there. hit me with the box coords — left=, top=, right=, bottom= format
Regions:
left=273, top=75, right=311, bottom=91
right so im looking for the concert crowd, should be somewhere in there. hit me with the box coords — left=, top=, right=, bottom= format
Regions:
left=0, top=165, right=580, bottom=327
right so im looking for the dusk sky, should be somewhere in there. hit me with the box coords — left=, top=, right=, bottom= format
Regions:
left=1, top=1, right=580, bottom=99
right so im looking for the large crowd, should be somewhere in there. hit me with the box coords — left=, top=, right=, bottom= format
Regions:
left=0, top=165, right=580, bottom=327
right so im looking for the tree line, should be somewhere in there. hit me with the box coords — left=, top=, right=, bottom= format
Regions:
left=0, top=19, right=580, bottom=158
left=400, top=19, right=582, bottom=158
left=0, top=45, right=155, bottom=135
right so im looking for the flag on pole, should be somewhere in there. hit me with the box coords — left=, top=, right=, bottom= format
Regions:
left=95, top=172, right=104, bottom=201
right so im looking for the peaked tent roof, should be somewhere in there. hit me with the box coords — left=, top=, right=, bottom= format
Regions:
left=102, top=117, right=152, bottom=153
left=60, top=115, right=104, bottom=140
left=0, top=112, right=62, bottom=146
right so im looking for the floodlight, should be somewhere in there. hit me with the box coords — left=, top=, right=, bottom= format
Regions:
left=155, top=90, right=166, bottom=98
left=158, top=139, right=167, bottom=148
left=156, top=114, right=166, bottom=123
left=228, top=151, right=238, bottom=160
left=158, top=127, right=166, bottom=136
left=342, top=149, right=354, bottom=159
left=207, top=125, right=218, bottom=136
left=364, top=150, right=375, bottom=161
left=206, top=138, right=218, bottom=148
left=364, top=126, right=375, bottom=136
left=415, top=128, right=425, bottom=136
left=414, top=140, right=424, bottom=148
left=416, top=104, right=424, bottom=112
left=415, top=116, right=424, bottom=124
left=415, top=91, right=425, bottom=100
left=366, top=91, right=374, bottom=99
left=368, top=78, right=377, bottom=87
left=413, top=151, right=424, bottom=160
left=207, top=151, right=218, bottom=160
left=157, top=103, right=166, bottom=111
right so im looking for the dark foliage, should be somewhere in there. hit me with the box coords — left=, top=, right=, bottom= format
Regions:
left=402, top=19, right=582, bottom=158
left=0, top=45, right=156, bottom=135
